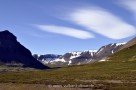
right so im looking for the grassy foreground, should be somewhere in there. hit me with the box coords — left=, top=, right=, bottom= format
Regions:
left=0, top=60, right=136, bottom=89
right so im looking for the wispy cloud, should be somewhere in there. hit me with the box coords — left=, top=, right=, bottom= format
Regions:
left=35, top=25, right=94, bottom=39
left=67, top=7, right=136, bottom=39
left=118, top=0, right=136, bottom=15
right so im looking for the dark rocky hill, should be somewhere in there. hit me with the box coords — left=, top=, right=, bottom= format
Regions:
left=0, top=30, right=49, bottom=69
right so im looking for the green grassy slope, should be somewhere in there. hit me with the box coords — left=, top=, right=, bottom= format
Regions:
left=108, top=44, right=136, bottom=61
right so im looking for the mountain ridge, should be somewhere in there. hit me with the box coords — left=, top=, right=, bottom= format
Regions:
left=34, top=42, right=126, bottom=67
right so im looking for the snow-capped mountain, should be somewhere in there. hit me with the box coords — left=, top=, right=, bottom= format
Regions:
left=50, top=50, right=97, bottom=66
left=95, top=43, right=126, bottom=62
left=33, top=54, right=61, bottom=64
left=33, top=42, right=126, bottom=67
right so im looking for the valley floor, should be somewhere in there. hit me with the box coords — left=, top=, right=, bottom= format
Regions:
left=0, top=61, right=136, bottom=89
left=0, top=83, right=136, bottom=90
left=0, top=83, right=91, bottom=90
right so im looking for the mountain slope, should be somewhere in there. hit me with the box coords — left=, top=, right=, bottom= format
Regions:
left=95, top=43, right=126, bottom=61
left=108, top=37, right=136, bottom=61
left=0, top=30, right=49, bottom=69
left=120, top=37, right=136, bottom=50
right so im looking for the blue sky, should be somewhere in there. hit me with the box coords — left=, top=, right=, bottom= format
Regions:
left=0, top=0, right=136, bottom=54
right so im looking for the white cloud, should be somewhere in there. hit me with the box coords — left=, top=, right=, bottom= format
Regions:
left=68, top=7, right=136, bottom=39
left=36, top=25, right=94, bottom=39
left=118, top=0, right=136, bottom=15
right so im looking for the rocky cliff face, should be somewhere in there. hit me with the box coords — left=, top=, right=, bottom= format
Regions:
left=0, top=30, right=49, bottom=69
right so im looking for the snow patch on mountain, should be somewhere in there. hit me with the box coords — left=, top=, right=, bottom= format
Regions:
left=69, top=51, right=82, bottom=59
left=116, top=42, right=127, bottom=46
left=68, top=60, right=72, bottom=65
left=50, top=58, right=66, bottom=63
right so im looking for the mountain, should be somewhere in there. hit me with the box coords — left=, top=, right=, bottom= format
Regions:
left=33, top=54, right=61, bottom=64
left=0, top=30, right=49, bottom=69
left=70, top=43, right=125, bottom=64
left=94, top=43, right=126, bottom=61
left=34, top=43, right=125, bottom=67
left=108, top=37, right=136, bottom=61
